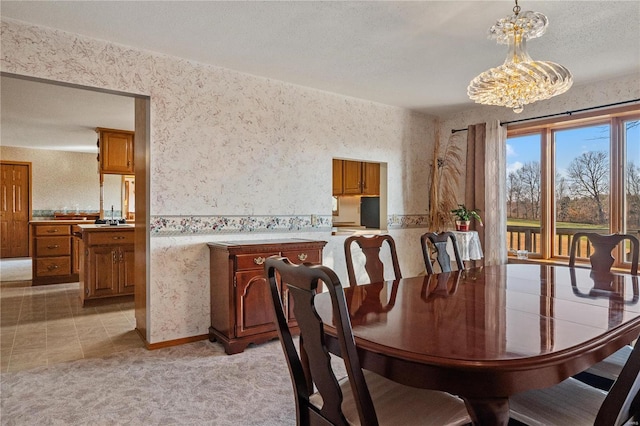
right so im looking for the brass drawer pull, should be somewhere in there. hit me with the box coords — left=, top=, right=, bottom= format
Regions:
left=112, top=236, right=126, bottom=240
left=298, top=253, right=308, bottom=261
left=253, top=257, right=266, bottom=265
left=47, top=264, right=60, bottom=271
left=46, top=229, right=59, bottom=233
left=47, top=245, right=60, bottom=249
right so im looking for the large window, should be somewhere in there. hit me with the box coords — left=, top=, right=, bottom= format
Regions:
left=506, top=108, right=639, bottom=269
left=506, top=134, right=542, bottom=256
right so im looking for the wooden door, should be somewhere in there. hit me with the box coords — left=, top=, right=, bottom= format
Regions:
left=0, top=163, right=30, bottom=258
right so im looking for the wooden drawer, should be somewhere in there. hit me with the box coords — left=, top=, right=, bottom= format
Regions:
left=281, top=249, right=322, bottom=265
left=36, top=236, right=71, bottom=257
left=235, top=252, right=280, bottom=271
left=36, top=257, right=71, bottom=277
left=35, top=225, right=71, bottom=236
left=86, top=231, right=134, bottom=246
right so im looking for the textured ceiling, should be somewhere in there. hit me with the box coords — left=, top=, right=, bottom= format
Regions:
left=1, top=1, right=639, bottom=152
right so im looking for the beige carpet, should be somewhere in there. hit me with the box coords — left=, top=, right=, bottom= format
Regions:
left=1, top=338, right=333, bottom=425
left=0, top=258, right=32, bottom=282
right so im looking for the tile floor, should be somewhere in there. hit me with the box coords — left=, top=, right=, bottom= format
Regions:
left=1, top=279, right=144, bottom=373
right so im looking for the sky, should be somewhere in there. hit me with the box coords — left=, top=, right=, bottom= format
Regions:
left=507, top=119, right=640, bottom=178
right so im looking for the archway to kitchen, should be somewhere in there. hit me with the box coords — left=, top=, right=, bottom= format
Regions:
left=0, top=72, right=150, bottom=367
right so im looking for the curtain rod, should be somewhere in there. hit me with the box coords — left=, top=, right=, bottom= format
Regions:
left=450, top=98, right=640, bottom=134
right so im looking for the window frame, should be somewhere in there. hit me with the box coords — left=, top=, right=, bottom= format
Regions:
left=506, top=105, right=640, bottom=268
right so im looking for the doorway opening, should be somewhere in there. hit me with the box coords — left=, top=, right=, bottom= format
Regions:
left=0, top=72, right=150, bottom=367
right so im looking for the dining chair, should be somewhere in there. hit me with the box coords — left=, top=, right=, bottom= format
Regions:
left=569, top=232, right=639, bottom=276
left=344, top=234, right=402, bottom=286
left=570, top=268, right=639, bottom=390
left=264, top=256, right=471, bottom=426
left=568, top=232, right=640, bottom=390
left=509, top=338, right=640, bottom=426
left=420, top=232, right=464, bottom=275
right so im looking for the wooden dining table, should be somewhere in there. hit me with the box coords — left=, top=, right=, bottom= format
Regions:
left=313, top=263, right=640, bottom=425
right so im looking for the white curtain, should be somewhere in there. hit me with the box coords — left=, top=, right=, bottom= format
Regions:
left=465, top=120, right=507, bottom=266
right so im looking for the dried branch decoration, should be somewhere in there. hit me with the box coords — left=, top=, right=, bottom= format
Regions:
left=428, top=128, right=464, bottom=232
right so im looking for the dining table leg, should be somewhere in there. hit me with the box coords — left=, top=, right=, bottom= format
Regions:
left=462, top=397, right=510, bottom=426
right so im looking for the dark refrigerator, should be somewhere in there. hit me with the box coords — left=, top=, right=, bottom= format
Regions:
left=360, top=197, right=380, bottom=229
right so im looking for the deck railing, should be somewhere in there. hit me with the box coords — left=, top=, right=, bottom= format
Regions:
left=507, top=225, right=639, bottom=260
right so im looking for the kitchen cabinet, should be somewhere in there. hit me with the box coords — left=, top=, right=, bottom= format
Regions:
left=77, top=225, right=135, bottom=305
left=362, top=162, right=380, bottom=196
left=208, top=239, right=327, bottom=354
left=332, top=159, right=343, bottom=195
left=30, top=221, right=89, bottom=285
left=96, top=127, right=134, bottom=174
left=332, top=159, right=380, bottom=196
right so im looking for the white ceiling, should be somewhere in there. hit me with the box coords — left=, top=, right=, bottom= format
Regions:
left=1, top=1, right=639, bottom=152
left=1, top=77, right=134, bottom=153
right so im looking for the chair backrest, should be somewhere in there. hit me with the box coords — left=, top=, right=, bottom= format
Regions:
left=569, top=232, right=639, bottom=275
left=595, top=337, right=640, bottom=425
left=421, top=232, right=464, bottom=274
left=265, top=256, right=378, bottom=426
left=344, top=234, right=402, bottom=286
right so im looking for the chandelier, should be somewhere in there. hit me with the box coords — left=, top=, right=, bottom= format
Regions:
left=467, top=0, right=573, bottom=113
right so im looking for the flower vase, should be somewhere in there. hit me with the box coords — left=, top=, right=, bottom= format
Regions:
left=455, top=220, right=470, bottom=231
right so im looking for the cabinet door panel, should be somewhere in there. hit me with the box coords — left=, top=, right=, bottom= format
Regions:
left=119, top=245, right=135, bottom=294
left=332, top=159, right=343, bottom=195
left=343, top=160, right=362, bottom=194
left=99, top=129, right=134, bottom=174
left=235, top=271, right=276, bottom=337
left=88, top=246, right=118, bottom=297
left=362, top=162, right=380, bottom=196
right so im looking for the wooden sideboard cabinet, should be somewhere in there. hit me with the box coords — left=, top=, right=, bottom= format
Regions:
left=77, top=225, right=135, bottom=305
left=96, top=127, right=135, bottom=174
left=208, top=239, right=327, bottom=355
left=31, top=221, right=87, bottom=285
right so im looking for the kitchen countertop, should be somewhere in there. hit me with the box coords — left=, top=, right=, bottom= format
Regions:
left=76, top=224, right=134, bottom=231
left=30, top=219, right=96, bottom=225
left=331, top=227, right=386, bottom=236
